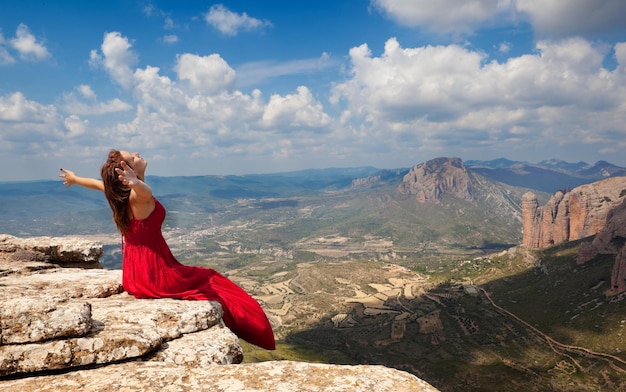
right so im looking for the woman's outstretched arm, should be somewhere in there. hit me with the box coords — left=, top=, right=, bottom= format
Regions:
left=60, top=168, right=104, bottom=192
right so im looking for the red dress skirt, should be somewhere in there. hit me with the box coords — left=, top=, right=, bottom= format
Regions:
left=121, top=197, right=275, bottom=350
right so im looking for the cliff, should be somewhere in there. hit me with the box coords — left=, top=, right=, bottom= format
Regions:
left=397, top=157, right=472, bottom=202
left=577, top=199, right=626, bottom=293
left=0, top=235, right=438, bottom=392
left=521, top=176, right=626, bottom=248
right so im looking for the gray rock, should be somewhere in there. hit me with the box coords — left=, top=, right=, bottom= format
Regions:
left=0, top=234, right=103, bottom=267
left=1, top=361, right=439, bottom=392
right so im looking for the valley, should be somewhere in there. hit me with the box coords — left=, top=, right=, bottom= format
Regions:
left=235, top=244, right=626, bottom=391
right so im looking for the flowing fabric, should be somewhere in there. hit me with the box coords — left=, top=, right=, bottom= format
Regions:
left=121, top=197, right=275, bottom=350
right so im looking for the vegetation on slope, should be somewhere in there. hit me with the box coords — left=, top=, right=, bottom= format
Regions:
left=240, top=240, right=626, bottom=392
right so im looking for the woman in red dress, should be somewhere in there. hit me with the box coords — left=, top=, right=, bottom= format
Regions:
left=60, top=150, right=275, bottom=350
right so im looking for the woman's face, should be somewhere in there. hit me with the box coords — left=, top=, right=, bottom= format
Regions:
left=120, top=151, right=147, bottom=174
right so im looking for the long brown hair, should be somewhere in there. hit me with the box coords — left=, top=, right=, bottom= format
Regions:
left=101, top=150, right=131, bottom=234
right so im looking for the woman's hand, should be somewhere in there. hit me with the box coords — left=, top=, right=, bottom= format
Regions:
left=115, top=161, right=141, bottom=188
left=117, top=160, right=153, bottom=204
left=59, top=168, right=104, bottom=192
left=59, top=168, right=77, bottom=188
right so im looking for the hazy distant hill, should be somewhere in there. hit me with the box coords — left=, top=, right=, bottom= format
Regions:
left=0, top=167, right=382, bottom=236
left=465, top=158, right=626, bottom=193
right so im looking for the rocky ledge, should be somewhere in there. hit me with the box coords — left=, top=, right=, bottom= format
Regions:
left=0, top=234, right=438, bottom=392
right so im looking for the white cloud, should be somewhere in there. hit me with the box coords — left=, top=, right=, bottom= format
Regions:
left=372, top=0, right=626, bottom=39
left=371, top=0, right=505, bottom=35
left=0, top=92, right=57, bottom=122
left=0, top=31, right=16, bottom=64
left=5, top=24, right=625, bottom=179
left=88, top=49, right=102, bottom=68
left=61, top=85, right=133, bottom=117
left=516, top=0, right=626, bottom=37
left=331, top=38, right=488, bottom=122
left=80, top=30, right=333, bottom=164
left=0, top=92, right=64, bottom=155
left=62, top=94, right=133, bottom=116
left=262, top=86, right=331, bottom=130
left=92, top=32, right=138, bottom=90
left=174, top=53, right=236, bottom=94
left=64, top=114, right=88, bottom=137
left=204, top=4, right=272, bottom=36
left=78, top=32, right=622, bottom=172
left=78, top=85, right=97, bottom=100
left=235, top=53, right=337, bottom=88
left=9, top=24, right=50, bottom=61
left=331, top=37, right=626, bottom=156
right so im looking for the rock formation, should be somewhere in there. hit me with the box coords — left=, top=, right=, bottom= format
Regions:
left=0, top=234, right=103, bottom=267
left=577, top=198, right=626, bottom=293
left=397, top=157, right=472, bottom=203
left=0, top=235, right=439, bottom=392
left=352, top=174, right=381, bottom=188
left=521, top=176, right=626, bottom=248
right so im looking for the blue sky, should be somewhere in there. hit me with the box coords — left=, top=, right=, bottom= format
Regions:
left=1, top=0, right=626, bottom=181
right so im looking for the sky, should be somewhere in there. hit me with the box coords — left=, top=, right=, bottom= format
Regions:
left=1, top=0, right=626, bottom=181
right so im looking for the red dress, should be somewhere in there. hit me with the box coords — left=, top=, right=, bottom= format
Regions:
left=121, top=197, right=275, bottom=350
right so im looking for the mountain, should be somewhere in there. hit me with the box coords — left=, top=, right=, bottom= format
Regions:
left=536, top=158, right=591, bottom=173
left=467, top=163, right=585, bottom=193
left=397, top=157, right=473, bottom=202
left=466, top=158, right=626, bottom=193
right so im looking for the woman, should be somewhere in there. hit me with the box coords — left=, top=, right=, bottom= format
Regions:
left=60, top=150, right=275, bottom=350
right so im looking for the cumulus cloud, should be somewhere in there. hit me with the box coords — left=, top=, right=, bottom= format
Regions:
left=174, top=53, right=236, bottom=94
left=0, top=92, right=57, bottom=122
left=65, top=30, right=626, bottom=173
left=78, top=85, right=97, bottom=100
left=331, top=37, right=626, bottom=156
left=90, top=32, right=138, bottom=90
left=262, top=86, right=331, bottom=130
left=9, top=24, right=50, bottom=61
left=0, top=92, right=64, bottom=154
left=5, top=14, right=625, bottom=179
left=72, top=31, right=331, bottom=165
left=62, top=89, right=133, bottom=116
left=204, top=4, right=272, bottom=36
left=64, top=114, right=88, bottom=137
